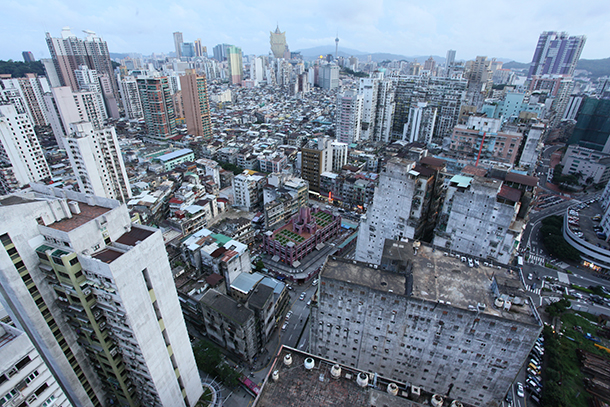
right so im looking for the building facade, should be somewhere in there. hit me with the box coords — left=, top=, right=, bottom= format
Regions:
left=0, top=184, right=202, bottom=407
left=136, top=77, right=177, bottom=141
left=310, top=245, right=541, bottom=407
left=64, top=122, right=132, bottom=202
left=335, top=91, right=362, bottom=144
left=528, top=31, right=586, bottom=79
left=0, top=104, right=50, bottom=193
left=180, top=74, right=212, bottom=139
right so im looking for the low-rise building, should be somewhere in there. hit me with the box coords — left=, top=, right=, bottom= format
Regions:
left=263, top=207, right=341, bottom=267
left=181, top=228, right=252, bottom=287
left=263, top=174, right=309, bottom=230
left=561, top=144, right=610, bottom=185
left=157, top=148, right=195, bottom=171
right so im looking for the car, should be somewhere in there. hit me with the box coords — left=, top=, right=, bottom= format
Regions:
left=516, top=382, right=525, bottom=398
left=527, top=368, right=540, bottom=377
left=282, top=322, right=288, bottom=331
left=306, top=299, right=311, bottom=307
left=474, top=259, right=480, bottom=268
left=527, top=273, right=533, bottom=280
left=531, top=394, right=541, bottom=405
left=467, top=258, right=474, bottom=268
left=505, top=392, right=513, bottom=403
left=312, top=279, right=319, bottom=286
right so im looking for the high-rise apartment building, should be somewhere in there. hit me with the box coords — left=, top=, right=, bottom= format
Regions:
left=180, top=74, right=212, bottom=139
left=335, top=90, right=362, bottom=144
left=446, top=49, right=456, bottom=68
left=433, top=174, right=525, bottom=265
left=355, top=157, right=445, bottom=264
left=311, top=243, right=542, bottom=407
left=136, top=77, right=177, bottom=140
left=194, top=39, right=205, bottom=57
left=0, top=104, right=50, bottom=193
left=270, top=25, right=287, bottom=59
left=0, top=184, right=203, bottom=407
left=46, top=86, right=108, bottom=142
left=1, top=74, right=50, bottom=127
left=319, top=65, right=339, bottom=90
left=528, top=31, right=586, bottom=79
left=0, top=322, right=70, bottom=407
left=212, top=44, right=231, bottom=62
left=391, top=75, right=467, bottom=143
left=173, top=32, right=184, bottom=59
left=22, top=51, right=35, bottom=63
left=64, top=122, right=132, bottom=202
left=301, top=137, right=334, bottom=193
left=181, top=43, right=195, bottom=58
left=227, top=46, right=243, bottom=85
left=45, top=28, right=119, bottom=104
left=358, top=77, right=379, bottom=141
left=118, top=77, right=143, bottom=120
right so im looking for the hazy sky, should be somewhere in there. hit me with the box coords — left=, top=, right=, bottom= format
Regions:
left=3, top=0, right=609, bottom=62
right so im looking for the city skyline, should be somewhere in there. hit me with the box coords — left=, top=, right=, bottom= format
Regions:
left=2, top=0, right=609, bottom=62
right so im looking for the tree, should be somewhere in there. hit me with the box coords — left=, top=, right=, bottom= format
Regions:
left=545, top=298, right=571, bottom=317
left=255, top=260, right=265, bottom=271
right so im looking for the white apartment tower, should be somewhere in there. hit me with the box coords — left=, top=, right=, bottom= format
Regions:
left=355, top=158, right=418, bottom=264
left=1, top=75, right=51, bottom=127
left=433, top=175, right=522, bottom=265
left=118, top=78, right=144, bottom=120
left=0, top=104, right=50, bottom=193
left=0, top=184, right=203, bottom=407
left=0, top=322, right=70, bottom=407
left=358, top=77, right=379, bottom=141
left=335, top=90, right=362, bottom=144
left=330, top=141, right=348, bottom=172
left=64, top=122, right=132, bottom=202
left=403, top=102, right=437, bottom=144
left=47, top=86, right=108, bottom=137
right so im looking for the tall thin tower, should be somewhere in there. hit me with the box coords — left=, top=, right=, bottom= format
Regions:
left=335, top=33, right=339, bottom=60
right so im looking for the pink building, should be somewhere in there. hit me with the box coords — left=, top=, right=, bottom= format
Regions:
left=263, top=207, right=341, bottom=266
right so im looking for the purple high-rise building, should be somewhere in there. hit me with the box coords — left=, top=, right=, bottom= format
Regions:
left=528, top=31, right=586, bottom=79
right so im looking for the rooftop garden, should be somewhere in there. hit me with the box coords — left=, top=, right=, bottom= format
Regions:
left=275, top=229, right=306, bottom=246
left=312, top=211, right=332, bottom=228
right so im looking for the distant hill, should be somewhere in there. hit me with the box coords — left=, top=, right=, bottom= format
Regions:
left=0, top=60, right=45, bottom=77
left=296, top=45, right=447, bottom=63
left=576, top=58, right=610, bottom=78
left=503, top=61, right=530, bottom=70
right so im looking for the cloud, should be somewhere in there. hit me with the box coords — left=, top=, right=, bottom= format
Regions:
left=1, top=0, right=608, bottom=61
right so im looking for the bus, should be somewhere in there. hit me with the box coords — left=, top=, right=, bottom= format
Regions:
left=239, top=374, right=261, bottom=396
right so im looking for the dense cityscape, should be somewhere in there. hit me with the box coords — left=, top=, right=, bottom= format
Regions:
left=0, top=19, right=610, bottom=407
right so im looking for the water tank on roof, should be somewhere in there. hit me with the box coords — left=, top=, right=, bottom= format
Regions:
left=330, top=364, right=341, bottom=379
left=357, top=372, right=369, bottom=387
left=272, top=370, right=279, bottom=382
left=431, top=394, right=444, bottom=407
left=283, top=354, right=292, bottom=367
left=451, top=400, right=464, bottom=407
left=68, top=201, right=81, bottom=214
left=304, top=357, right=315, bottom=370
left=387, top=383, right=398, bottom=396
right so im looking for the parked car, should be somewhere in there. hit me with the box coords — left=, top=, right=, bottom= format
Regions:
left=299, top=292, right=306, bottom=300
left=516, top=382, right=525, bottom=398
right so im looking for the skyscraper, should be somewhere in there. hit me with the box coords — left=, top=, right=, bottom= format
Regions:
left=118, top=77, right=143, bottom=120
left=22, top=51, right=35, bottom=62
left=194, top=39, right=204, bottom=57
left=173, top=31, right=184, bottom=58
left=270, top=25, right=287, bottom=59
left=137, top=77, right=177, bottom=140
left=227, top=46, right=243, bottom=85
left=45, top=28, right=119, bottom=104
left=0, top=184, right=203, bottom=406
left=335, top=90, right=363, bottom=144
left=180, top=74, right=212, bottom=139
left=528, top=31, right=586, bottom=79
left=446, top=49, right=456, bottom=69
left=1, top=73, right=51, bottom=127
left=0, top=104, right=50, bottom=193
left=64, top=122, right=132, bottom=202
left=212, top=43, right=230, bottom=62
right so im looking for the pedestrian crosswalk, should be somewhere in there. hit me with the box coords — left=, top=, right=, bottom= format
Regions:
left=527, top=254, right=545, bottom=266
left=526, top=285, right=541, bottom=295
